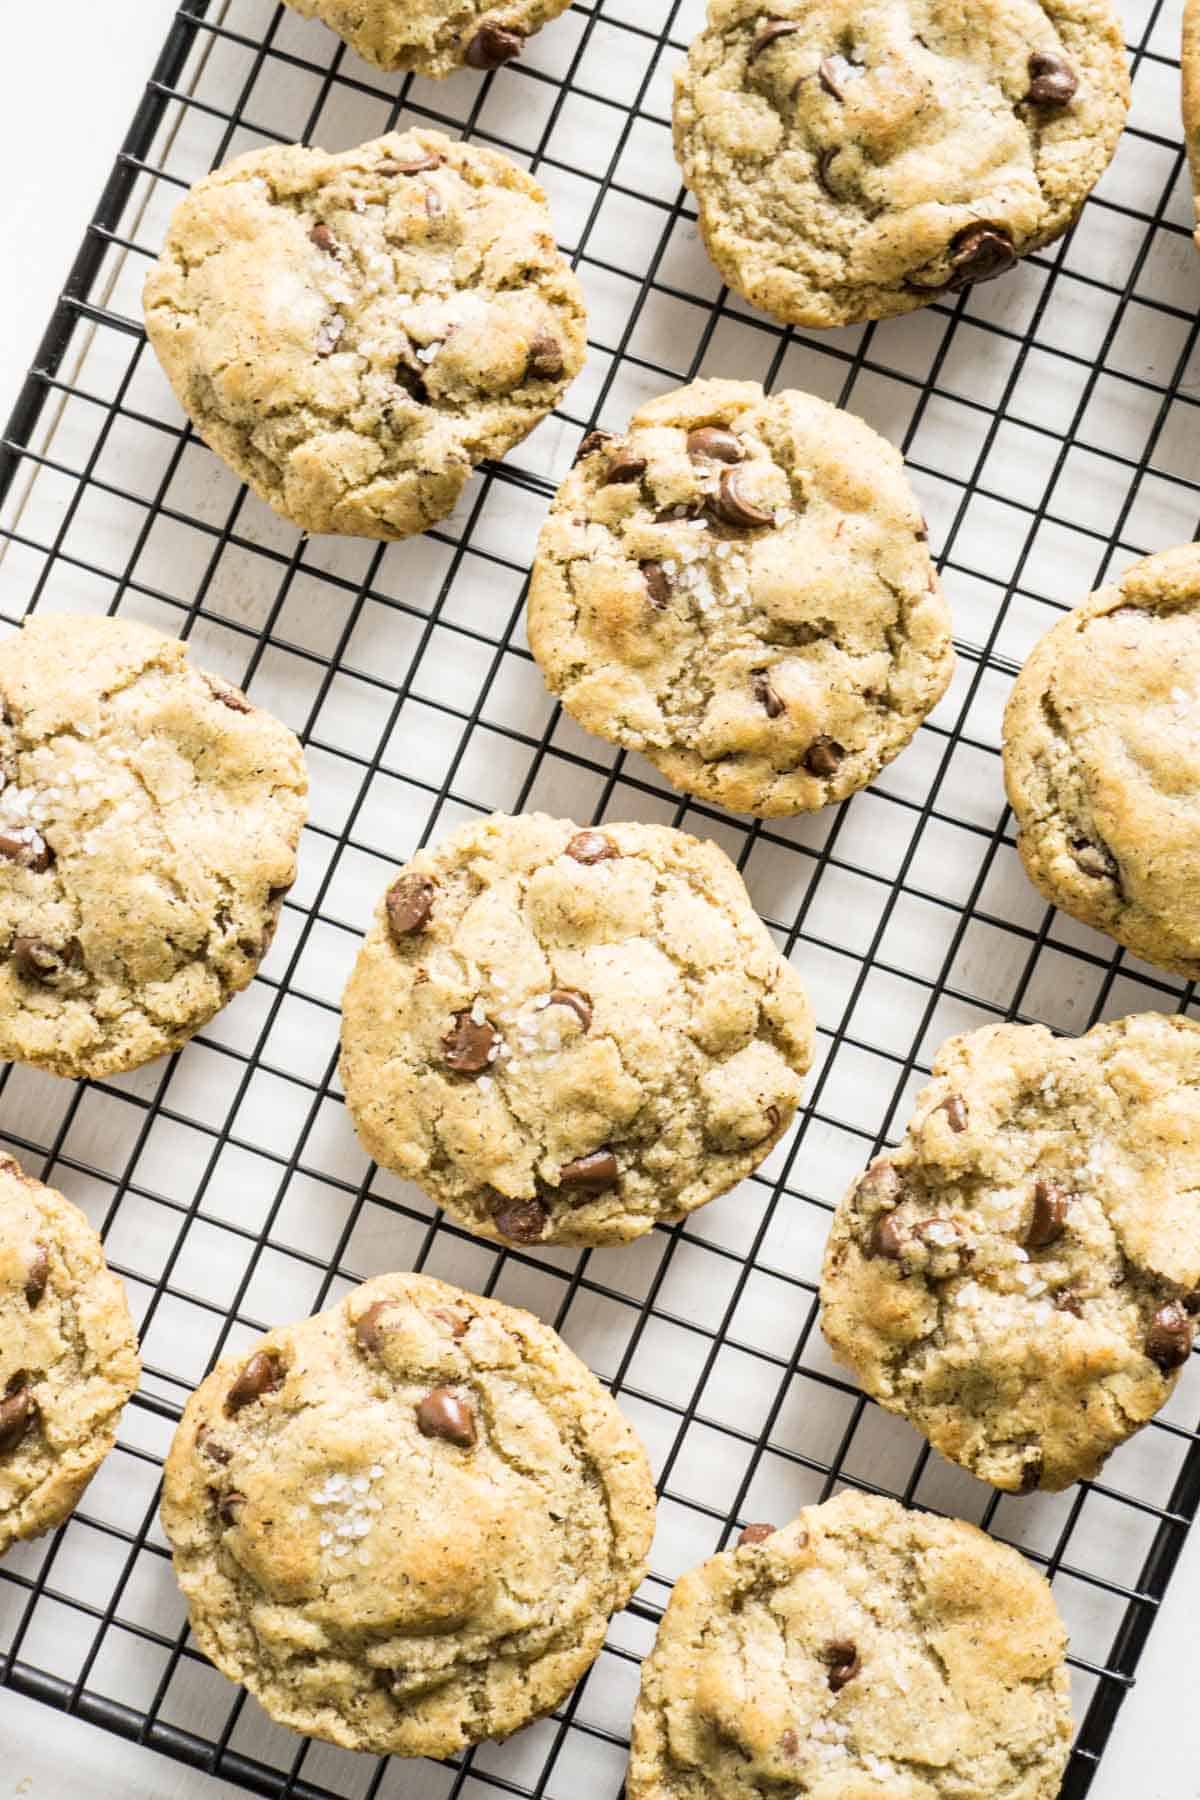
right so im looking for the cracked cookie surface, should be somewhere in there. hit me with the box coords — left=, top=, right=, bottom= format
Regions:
left=528, top=380, right=954, bottom=817
left=626, top=1490, right=1071, bottom=1799
left=143, top=129, right=586, bottom=539
left=339, top=811, right=814, bottom=1247
left=0, top=613, right=307, bottom=1078
left=1, top=1154, right=140, bottom=1555
left=1003, top=543, right=1200, bottom=976
left=821, top=1014, right=1200, bottom=1492
left=284, top=0, right=573, bottom=76
left=161, top=1271, right=655, bottom=1757
left=673, top=0, right=1129, bottom=328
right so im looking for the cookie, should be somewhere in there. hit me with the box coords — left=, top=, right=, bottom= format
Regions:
left=1185, top=0, right=1200, bottom=247
left=672, top=0, right=1129, bottom=328
left=1003, top=543, right=1200, bottom=977
left=626, top=1490, right=1072, bottom=1799
left=527, top=380, right=954, bottom=817
left=1, top=1153, right=140, bottom=1556
left=339, top=811, right=813, bottom=1247
left=0, top=613, right=307, bottom=1079
left=161, top=1271, right=655, bottom=1757
left=821, top=1013, right=1200, bottom=1493
left=284, top=0, right=573, bottom=76
left=143, top=129, right=586, bottom=539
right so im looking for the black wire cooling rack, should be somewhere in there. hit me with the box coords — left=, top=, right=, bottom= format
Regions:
left=2, top=1, right=1200, bottom=1795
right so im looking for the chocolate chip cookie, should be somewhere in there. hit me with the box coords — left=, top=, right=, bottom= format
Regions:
left=339, top=811, right=813, bottom=1247
left=0, top=613, right=307, bottom=1079
left=1, top=1153, right=140, bottom=1555
left=822, top=1013, right=1200, bottom=1493
left=527, top=380, right=954, bottom=816
left=284, top=0, right=573, bottom=76
left=143, top=129, right=586, bottom=539
left=1185, top=0, right=1200, bottom=247
left=627, top=1490, right=1072, bottom=1798
left=673, top=0, right=1129, bottom=328
left=162, top=1272, right=655, bottom=1757
left=1004, top=543, right=1200, bottom=977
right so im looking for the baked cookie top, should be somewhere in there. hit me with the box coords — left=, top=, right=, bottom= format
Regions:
left=1185, top=0, right=1200, bottom=246
left=339, top=811, right=814, bottom=1247
left=143, top=129, right=586, bottom=539
left=673, top=0, right=1129, bottom=328
left=527, top=379, right=954, bottom=817
left=1004, top=543, right=1200, bottom=977
left=626, top=1490, right=1072, bottom=1799
left=284, top=0, right=573, bottom=76
left=0, top=614, right=306, bottom=1079
left=1, top=1155, right=140, bottom=1556
left=161, top=1272, right=655, bottom=1758
left=822, top=1013, right=1200, bottom=1493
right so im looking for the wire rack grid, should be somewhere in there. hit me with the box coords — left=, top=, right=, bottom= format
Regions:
left=1, top=1, right=1199, bottom=1796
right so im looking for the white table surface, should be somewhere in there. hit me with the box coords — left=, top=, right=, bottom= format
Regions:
left=1, top=4, right=1199, bottom=1796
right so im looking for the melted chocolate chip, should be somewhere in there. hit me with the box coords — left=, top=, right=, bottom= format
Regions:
left=1072, top=840, right=1112, bottom=880
left=549, top=988, right=592, bottom=1030
left=197, top=1426, right=232, bottom=1465
left=818, top=54, right=849, bottom=98
left=857, top=1160, right=901, bottom=1207
left=1026, top=1179, right=1071, bottom=1249
left=309, top=222, right=337, bottom=254
left=815, top=147, right=840, bottom=196
left=751, top=669, right=785, bottom=719
left=416, top=1386, right=478, bottom=1447
left=566, top=829, right=618, bottom=864
left=207, top=678, right=253, bottom=713
left=386, top=872, right=436, bottom=940
left=641, top=560, right=671, bottom=608
left=750, top=18, right=802, bottom=58
left=824, top=1639, right=861, bottom=1691
left=1146, top=1303, right=1193, bottom=1372
left=1055, top=1288, right=1083, bottom=1318
left=526, top=332, right=563, bottom=381
left=0, top=828, right=51, bottom=871
left=12, top=937, right=76, bottom=983
left=737, top=1521, right=776, bottom=1545
left=1018, top=1450, right=1045, bottom=1494
left=430, top=1306, right=470, bottom=1339
left=442, top=1010, right=497, bottom=1075
left=938, top=1094, right=968, bottom=1133
left=355, top=1301, right=391, bottom=1354
left=217, top=1490, right=245, bottom=1526
left=225, top=1351, right=283, bottom=1415
left=394, top=360, right=429, bottom=405
left=870, top=1213, right=906, bottom=1260
left=465, top=20, right=524, bottom=67
left=605, top=447, right=648, bottom=485
left=803, top=736, right=844, bottom=777
left=576, top=429, right=614, bottom=462
left=383, top=153, right=443, bottom=175
left=491, top=1196, right=549, bottom=1243
left=24, top=1243, right=48, bottom=1308
left=1026, top=50, right=1078, bottom=105
left=557, top=1148, right=619, bottom=1190
left=945, top=224, right=1017, bottom=291
left=709, top=467, right=775, bottom=529
left=0, top=1379, right=36, bottom=1454
left=686, top=426, right=743, bottom=463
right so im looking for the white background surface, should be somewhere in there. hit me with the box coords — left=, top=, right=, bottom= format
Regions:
left=0, top=3, right=1199, bottom=1797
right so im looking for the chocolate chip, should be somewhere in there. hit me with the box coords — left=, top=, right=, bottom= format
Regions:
left=315, top=315, right=345, bottom=357
left=815, top=147, right=841, bottom=196
left=557, top=1148, right=619, bottom=1190
left=870, top=1213, right=906, bottom=1260
left=309, top=222, right=337, bottom=254
left=686, top=426, right=743, bottom=463
left=24, top=1243, right=48, bottom=1308
left=386, top=873, right=435, bottom=940
left=641, top=560, right=671, bottom=609
left=465, top=20, right=524, bottom=67
left=857, top=1160, right=902, bottom=1207
left=395, top=360, right=429, bottom=405
left=818, top=55, right=848, bottom=98
left=605, top=447, right=648, bottom=485
left=1026, top=50, right=1077, bottom=105
left=442, top=1010, right=497, bottom=1075
left=0, top=828, right=52, bottom=872
left=526, top=332, right=563, bottom=381
left=824, top=1639, right=861, bottom=1691
left=576, top=430, right=614, bottom=462
left=737, top=1521, right=776, bottom=1545
left=217, top=1490, right=245, bottom=1526
left=207, top=678, right=252, bottom=713
left=225, top=1350, right=282, bottom=1415
left=549, top=988, right=592, bottom=1030
left=430, top=1306, right=470, bottom=1339
left=1146, top=1303, right=1194, bottom=1372
left=0, top=1379, right=36, bottom=1454
left=945, top=224, right=1017, bottom=291
left=1072, top=840, right=1112, bottom=880
left=938, top=1094, right=968, bottom=1133
left=383, top=153, right=443, bottom=175
left=708, top=466, right=775, bottom=528
left=491, top=1196, right=549, bottom=1243
left=764, top=1104, right=781, bottom=1135
left=566, top=829, right=618, bottom=864
left=416, top=1386, right=478, bottom=1447
left=1018, top=1450, right=1045, bottom=1494
left=751, top=669, right=785, bottom=719
left=12, top=937, right=76, bottom=983
left=1055, top=1288, right=1083, bottom=1317
left=803, top=736, right=844, bottom=777
left=197, top=1426, right=232, bottom=1464
left=750, top=17, right=802, bottom=57
left=355, top=1301, right=391, bottom=1354
left=1026, top=1179, right=1071, bottom=1249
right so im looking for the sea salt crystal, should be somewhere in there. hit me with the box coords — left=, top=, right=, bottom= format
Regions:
left=370, top=1464, right=384, bottom=1479
left=470, top=997, right=487, bottom=1024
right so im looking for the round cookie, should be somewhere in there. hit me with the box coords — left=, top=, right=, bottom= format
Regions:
left=1, top=1153, right=140, bottom=1556
left=1004, top=543, right=1200, bottom=977
left=672, top=0, right=1129, bottom=328
left=0, top=613, right=307, bottom=1079
left=161, top=1272, right=655, bottom=1757
left=527, top=380, right=954, bottom=816
left=339, top=811, right=814, bottom=1247
left=1185, top=0, right=1200, bottom=248
left=284, top=0, right=573, bottom=76
left=626, top=1490, right=1072, bottom=1799
left=821, top=1013, right=1200, bottom=1493
left=143, top=129, right=586, bottom=539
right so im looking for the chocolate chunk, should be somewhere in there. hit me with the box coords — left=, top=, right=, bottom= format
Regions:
left=225, top=1350, right=282, bottom=1415
left=1018, top=1449, right=1045, bottom=1494
left=549, top=988, right=592, bottom=1030
left=1146, top=1303, right=1193, bottom=1372
left=383, top=153, right=443, bottom=175
left=430, top=1306, right=470, bottom=1339
left=686, top=426, right=743, bottom=463
left=605, top=447, right=648, bottom=485
left=491, top=1196, right=549, bottom=1244
left=315, top=315, right=345, bottom=357
left=442, top=1010, right=497, bottom=1075
left=1055, top=1288, right=1083, bottom=1317
left=12, top=937, right=76, bottom=983
left=557, top=1148, right=619, bottom=1190
left=416, top=1386, right=478, bottom=1447
left=24, top=1243, right=48, bottom=1308
left=750, top=18, right=802, bottom=58
left=309, top=222, right=337, bottom=254
left=818, top=55, right=849, bottom=98
left=576, top=429, right=614, bottom=462
left=815, top=147, right=840, bottom=196
left=566, top=829, right=618, bottom=864
left=465, top=20, right=524, bottom=67
left=803, top=736, right=844, bottom=777
left=1072, top=840, right=1112, bottom=880
left=641, top=560, right=671, bottom=609
left=737, top=1521, right=776, bottom=1545
left=752, top=669, right=785, bottom=719
left=1026, top=1179, right=1071, bottom=1249
left=197, top=1426, right=232, bottom=1465
left=945, top=224, right=1017, bottom=291
left=824, top=1639, right=861, bottom=1691
left=395, top=360, right=429, bottom=405
left=207, top=677, right=252, bottom=713
left=1026, top=50, right=1077, bottom=105
left=708, top=467, right=775, bottom=528
left=857, top=1160, right=901, bottom=1207
left=386, top=872, right=435, bottom=940
left=938, top=1093, right=968, bottom=1133
left=217, top=1490, right=245, bottom=1526
left=0, top=828, right=52, bottom=872
left=764, top=1104, right=781, bottom=1135
left=526, top=332, right=563, bottom=381
left=0, top=1380, right=35, bottom=1454
left=870, top=1212, right=906, bottom=1260
left=355, top=1300, right=391, bottom=1354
